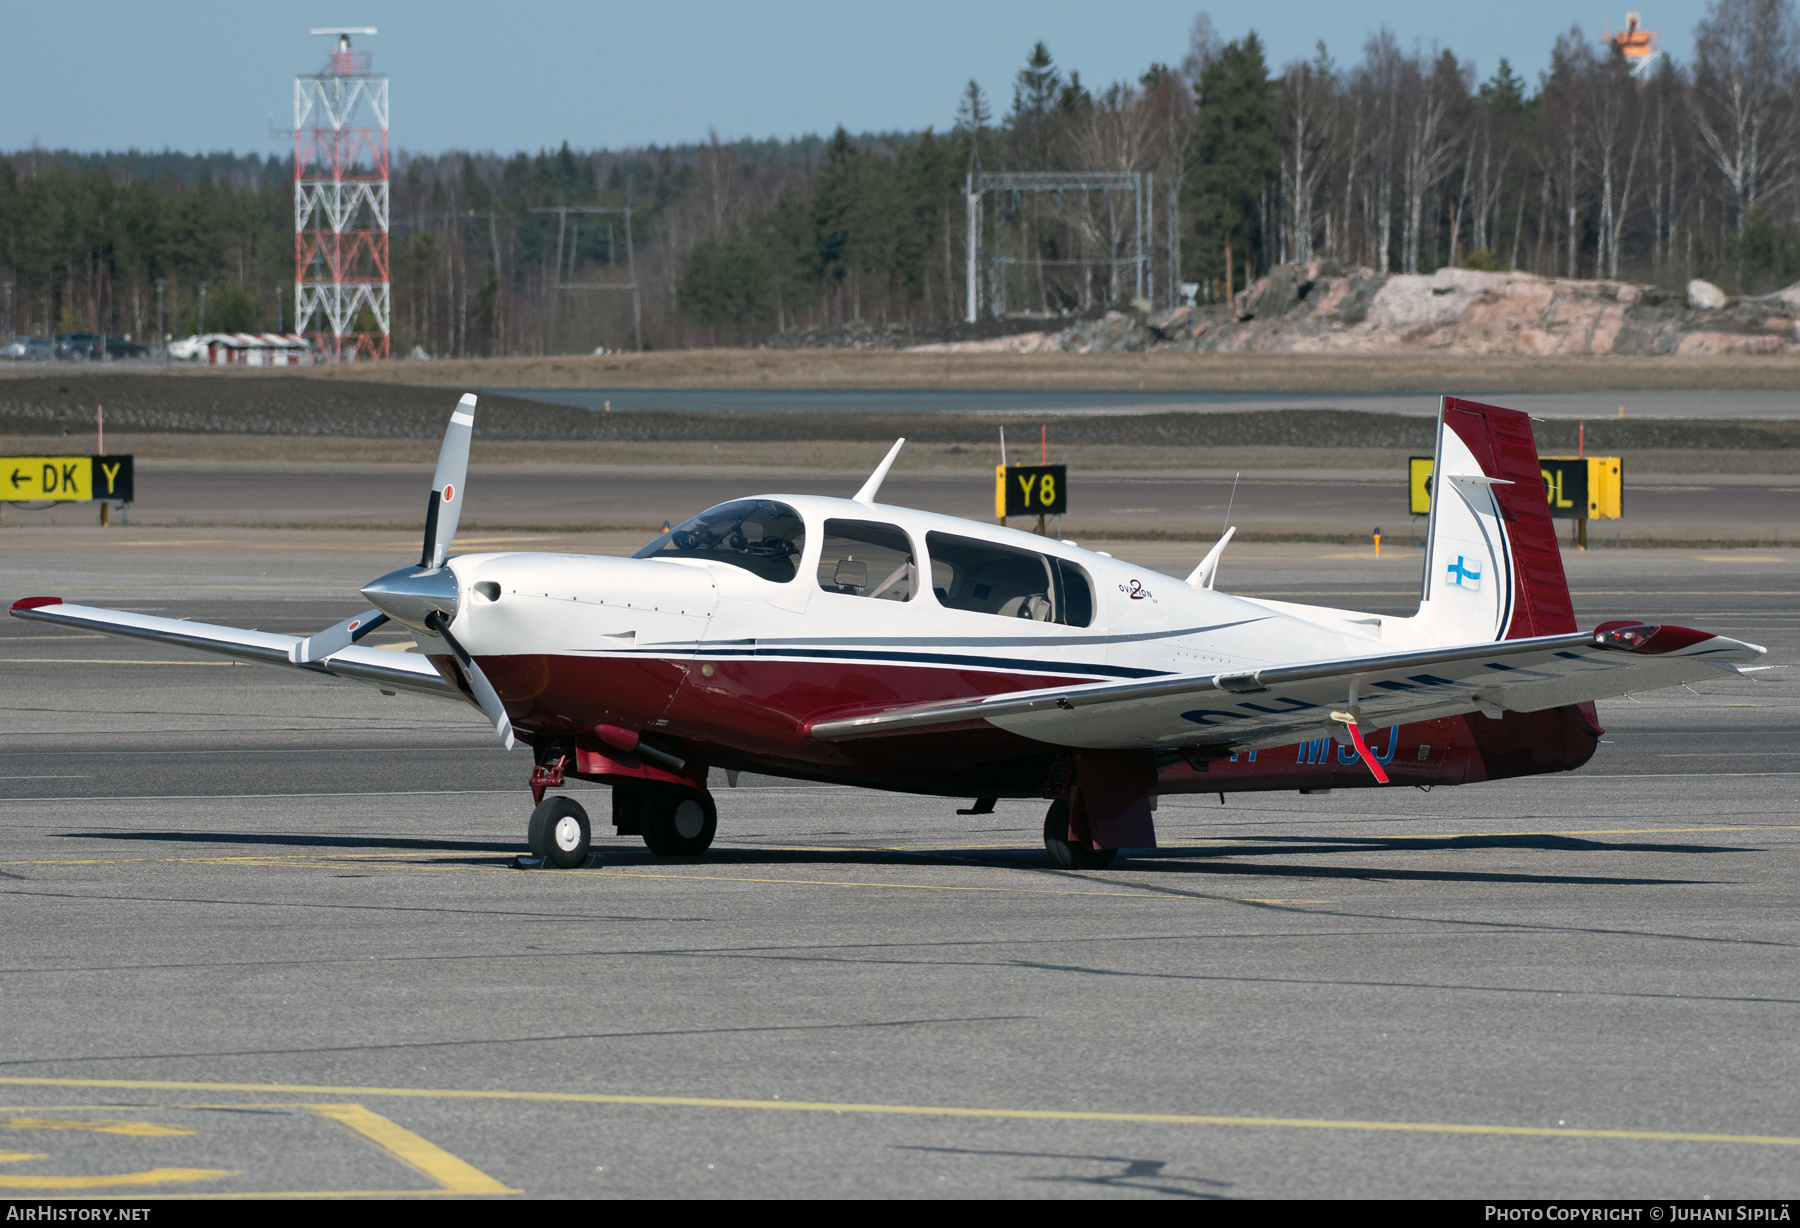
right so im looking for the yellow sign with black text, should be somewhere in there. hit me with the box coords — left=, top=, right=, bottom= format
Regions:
left=2, top=455, right=135, bottom=502
left=995, top=464, right=1067, bottom=518
left=1538, top=456, right=1623, bottom=520
left=1409, top=456, right=1435, bottom=515
left=1408, top=455, right=1620, bottom=520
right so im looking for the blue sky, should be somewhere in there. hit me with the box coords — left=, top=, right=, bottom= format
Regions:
left=4, top=2, right=1709, bottom=155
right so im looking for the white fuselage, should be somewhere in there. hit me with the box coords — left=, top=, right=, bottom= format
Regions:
left=439, top=494, right=1391, bottom=690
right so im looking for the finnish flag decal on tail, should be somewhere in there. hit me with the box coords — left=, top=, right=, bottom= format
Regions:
left=1395, top=397, right=1576, bottom=646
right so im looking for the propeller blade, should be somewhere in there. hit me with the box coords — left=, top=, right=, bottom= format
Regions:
left=289, top=609, right=389, bottom=666
left=425, top=611, right=515, bottom=750
left=462, top=654, right=517, bottom=752
left=421, top=393, right=476, bottom=570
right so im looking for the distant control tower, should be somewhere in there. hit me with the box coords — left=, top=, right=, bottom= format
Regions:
left=1604, top=12, right=1662, bottom=78
left=294, top=28, right=390, bottom=361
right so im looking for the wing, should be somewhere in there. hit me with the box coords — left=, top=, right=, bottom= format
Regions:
left=10, top=598, right=459, bottom=702
left=807, top=623, right=1764, bottom=753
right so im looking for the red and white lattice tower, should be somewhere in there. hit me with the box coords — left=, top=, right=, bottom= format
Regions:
left=294, top=28, right=389, bottom=361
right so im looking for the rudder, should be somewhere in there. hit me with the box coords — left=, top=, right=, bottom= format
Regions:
left=1409, top=396, right=1575, bottom=644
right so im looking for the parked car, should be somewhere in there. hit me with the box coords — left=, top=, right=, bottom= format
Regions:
left=54, top=332, right=105, bottom=361
left=2, top=336, right=53, bottom=361
left=167, top=334, right=205, bottom=361
left=104, top=336, right=149, bottom=359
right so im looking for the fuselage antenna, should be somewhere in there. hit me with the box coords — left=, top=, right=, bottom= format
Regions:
left=853, top=437, right=907, bottom=505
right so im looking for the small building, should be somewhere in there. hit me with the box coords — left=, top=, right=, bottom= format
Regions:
left=202, top=333, right=318, bottom=366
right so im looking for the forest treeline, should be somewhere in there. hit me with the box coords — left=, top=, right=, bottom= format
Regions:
left=7, top=0, right=1800, bottom=356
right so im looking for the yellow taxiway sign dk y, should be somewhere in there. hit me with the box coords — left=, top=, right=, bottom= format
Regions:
left=1, top=456, right=135, bottom=502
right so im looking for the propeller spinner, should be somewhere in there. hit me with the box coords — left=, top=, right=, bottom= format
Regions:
left=361, top=393, right=517, bottom=750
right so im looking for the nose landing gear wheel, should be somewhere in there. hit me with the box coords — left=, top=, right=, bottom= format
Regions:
left=641, top=787, right=717, bottom=857
left=1043, top=799, right=1116, bottom=870
left=528, top=795, right=591, bottom=868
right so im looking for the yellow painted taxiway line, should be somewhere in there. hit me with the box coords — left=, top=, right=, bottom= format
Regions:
left=0, top=853, right=1326, bottom=901
left=589, top=868, right=1159, bottom=898
left=0, top=1102, right=515, bottom=1198
left=0, top=853, right=510, bottom=868
left=1342, top=824, right=1800, bottom=841
left=171, top=1189, right=501, bottom=1200
left=7, top=823, right=1798, bottom=872
left=590, top=868, right=1320, bottom=903
left=0, top=1076, right=1793, bottom=1150
left=309, top=1103, right=516, bottom=1195
left=2, top=1116, right=191, bottom=1137
left=0, top=1168, right=238, bottom=1191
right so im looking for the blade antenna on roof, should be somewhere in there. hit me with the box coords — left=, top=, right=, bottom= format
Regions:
left=853, top=437, right=906, bottom=505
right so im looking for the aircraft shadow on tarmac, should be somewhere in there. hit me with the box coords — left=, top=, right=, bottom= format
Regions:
left=60, top=829, right=1739, bottom=887
left=896, top=1146, right=1231, bottom=1200
left=66, top=830, right=524, bottom=854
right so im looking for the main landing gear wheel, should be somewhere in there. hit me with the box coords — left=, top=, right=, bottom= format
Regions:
left=528, top=795, right=591, bottom=869
left=641, top=787, right=717, bottom=857
left=1043, top=800, right=1116, bottom=870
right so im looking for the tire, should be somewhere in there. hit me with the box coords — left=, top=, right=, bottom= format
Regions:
left=641, top=787, right=717, bottom=857
left=611, top=785, right=647, bottom=835
left=527, top=795, right=591, bottom=868
left=1043, top=800, right=1116, bottom=870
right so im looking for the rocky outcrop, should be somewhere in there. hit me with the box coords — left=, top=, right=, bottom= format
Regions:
left=1688, top=279, right=1729, bottom=309
left=1125, top=261, right=1800, bottom=356
left=770, top=261, right=1800, bottom=355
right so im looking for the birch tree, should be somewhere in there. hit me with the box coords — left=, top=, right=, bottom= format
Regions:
left=1400, top=50, right=1469, bottom=274
left=1277, top=43, right=1337, bottom=265
left=1591, top=51, right=1644, bottom=277
left=1469, top=60, right=1526, bottom=261
left=1692, top=0, right=1800, bottom=221
left=1538, top=29, right=1594, bottom=277
left=1354, top=31, right=1404, bottom=272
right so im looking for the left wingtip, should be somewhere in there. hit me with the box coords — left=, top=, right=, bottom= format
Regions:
left=10, top=597, right=62, bottom=613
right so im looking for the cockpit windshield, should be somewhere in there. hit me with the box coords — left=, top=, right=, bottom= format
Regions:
left=631, top=499, right=806, bottom=583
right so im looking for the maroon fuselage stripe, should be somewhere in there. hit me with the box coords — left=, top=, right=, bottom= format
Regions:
left=473, top=651, right=1601, bottom=798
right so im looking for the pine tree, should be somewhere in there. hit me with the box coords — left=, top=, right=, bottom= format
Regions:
left=1187, top=33, right=1277, bottom=298
left=1012, top=42, right=1063, bottom=122
left=955, top=81, right=991, bottom=135
left=955, top=80, right=991, bottom=171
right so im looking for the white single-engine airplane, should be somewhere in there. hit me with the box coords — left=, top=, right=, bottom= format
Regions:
left=12, top=395, right=1764, bottom=869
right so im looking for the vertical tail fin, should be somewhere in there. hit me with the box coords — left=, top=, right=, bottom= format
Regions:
left=1408, top=397, right=1575, bottom=645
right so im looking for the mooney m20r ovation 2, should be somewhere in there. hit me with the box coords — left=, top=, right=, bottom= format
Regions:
left=12, top=395, right=1763, bottom=869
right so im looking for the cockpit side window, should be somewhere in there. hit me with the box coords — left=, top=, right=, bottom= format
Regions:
left=924, top=533, right=1094, bottom=627
left=1055, top=559, right=1094, bottom=627
left=631, top=499, right=806, bottom=583
left=816, top=520, right=917, bottom=601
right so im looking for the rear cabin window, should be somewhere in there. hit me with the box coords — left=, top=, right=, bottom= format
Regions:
left=924, top=533, right=1094, bottom=627
left=631, top=499, right=806, bottom=583
left=816, top=520, right=917, bottom=601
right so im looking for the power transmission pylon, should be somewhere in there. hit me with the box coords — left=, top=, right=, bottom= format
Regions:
left=294, top=27, right=390, bottom=362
